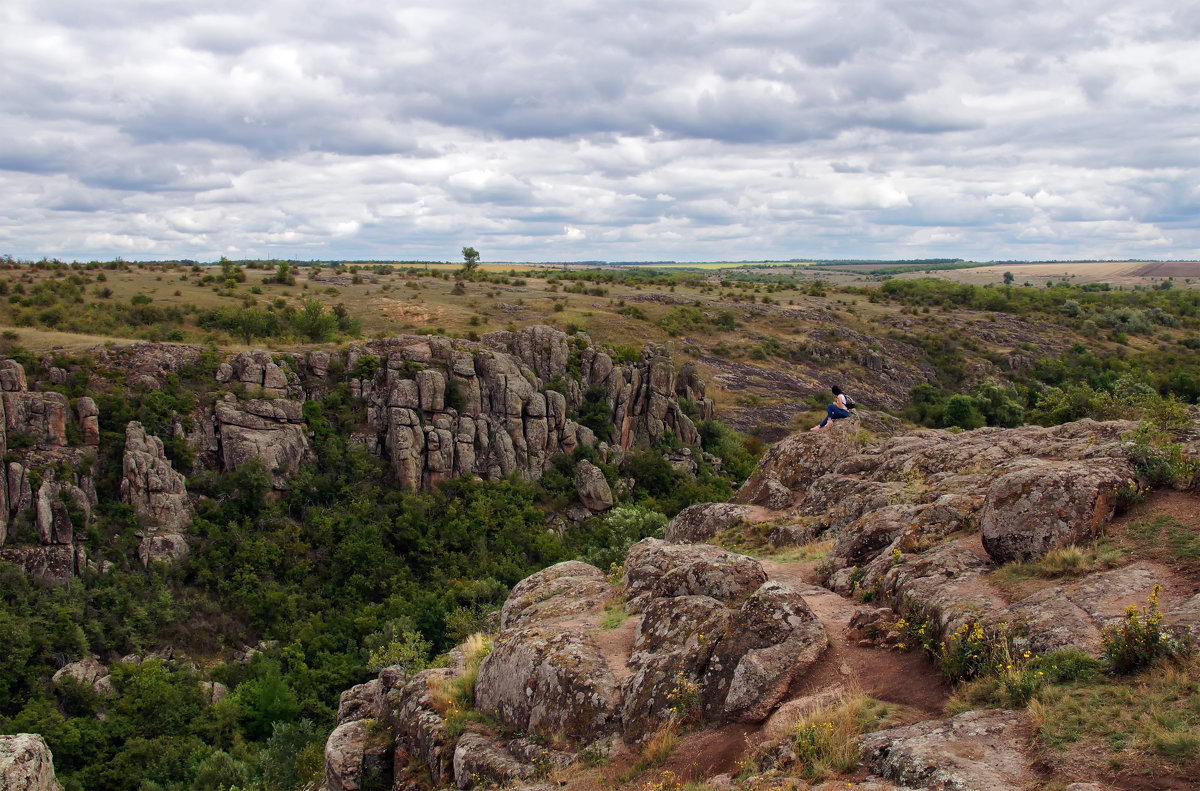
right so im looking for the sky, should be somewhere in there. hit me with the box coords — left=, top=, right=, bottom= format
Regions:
left=1, top=0, right=1199, bottom=263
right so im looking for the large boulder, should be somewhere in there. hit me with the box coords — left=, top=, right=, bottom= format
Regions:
left=0, top=734, right=64, bottom=791
left=452, top=733, right=535, bottom=790
left=621, top=594, right=729, bottom=740
left=474, top=626, right=621, bottom=742
left=858, top=709, right=1031, bottom=791
left=700, top=581, right=827, bottom=722
left=624, top=539, right=764, bottom=613
left=734, top=418, right=860, bottom=507
left=980, top=460, right=1130, bottom=563
left=574, top=460, right=613, bottom=512
left=665, top=503, right=759, bottom=544
left=500, top=561, right=611, bottom=630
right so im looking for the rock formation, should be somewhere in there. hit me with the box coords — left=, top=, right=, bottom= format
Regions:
left=0, top=734, right=65, bottom=791
left=121, top=421, right=193, bottom=565
left=192, top=328, right=708, bottom=493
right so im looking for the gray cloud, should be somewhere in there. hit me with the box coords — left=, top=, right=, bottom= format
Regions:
left=0, top=0, right=1197, bottom=261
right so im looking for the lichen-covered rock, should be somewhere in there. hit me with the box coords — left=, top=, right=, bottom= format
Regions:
left=624, top=539, right=762, bottom=613
left=388, top=668, right=457, bottom=788
left=621, top=594, right=728, bottom=740
left=574, top=460, right=613, bottom=512
left=121, top=422, right=192, bottom=532
left=980, top=460, right=1130, bottom=563
left=665, top=502, right=759, bottom=543
left=650, top=554, right=767, bottom=606
left=879, top=544, right=1003, bottom=639
left=0, top=734, right=64, bottom=791
left=857, top=709, right=1031, bottom=791
left=0, top=545, right=78, bottom=580
left=337, top=679, right=382, bottom=726
left=452, top=732, right=535, bottom=790
left=475, top=626, right=621, bottom=742
left=700, top=581, right=827, bottom=722
left=138, top=532, right=189, bottom=567
left=500, top=561, right=612, bottom=630
left=324, top=720, right=369, bottom=791
left=734, top=418, right=860, bottom=507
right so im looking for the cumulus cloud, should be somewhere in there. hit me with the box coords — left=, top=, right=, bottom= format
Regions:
left=0, top=0, right=1197, bottom=261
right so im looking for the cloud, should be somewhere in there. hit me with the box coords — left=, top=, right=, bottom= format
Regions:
left=0, top=0, right=1197, bottom=261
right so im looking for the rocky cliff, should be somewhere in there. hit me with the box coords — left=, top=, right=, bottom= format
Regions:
left=322, top=409, right=1200, bottom=791
left=0, top=327, right=712, bottom=578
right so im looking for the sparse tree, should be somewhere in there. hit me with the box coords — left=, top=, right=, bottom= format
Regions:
left=1003, top=271, right=1015, bottom=286
left=461, top=247, right=480, bottom=278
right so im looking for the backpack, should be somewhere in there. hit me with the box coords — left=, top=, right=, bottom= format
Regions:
left=843, top=393, right=856, bottom=409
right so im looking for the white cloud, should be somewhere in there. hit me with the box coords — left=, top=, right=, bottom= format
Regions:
left=0, top=0, right=1197, bottom=261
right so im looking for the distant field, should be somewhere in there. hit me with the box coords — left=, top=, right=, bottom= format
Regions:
left=906, top=260, right=1199, bottom=288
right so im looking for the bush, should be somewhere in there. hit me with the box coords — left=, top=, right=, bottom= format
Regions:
left=1102, top=585, right=1192, bottom=673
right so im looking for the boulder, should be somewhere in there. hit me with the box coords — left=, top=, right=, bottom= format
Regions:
left=621, top=594, right=729, bottom=740
left=324, top=720, right=369, bottom=791
left=574, top=460, right=613, bottom=512
left=475, top=626, right=621, bottom=742
left=858, top=709, right=1031, bottom=791
left=500, top=561, right=612, bottom=630
left=52, top=656, right=107, bottom=689
left=0, top=734, right=64, bottom=791
left=700, top=581, right=828, bottom=722
left=337, top=679, right=382, bottom=726
left=734, top=419, right=859, bottom=507
left=650, top=554, right=768, bottom=605
left=452, top=732, right=534, bottom=790
left=138, top=532, right=189, bottom=567
left=624, top=539, right=762, bottom=613
left=665, top=503, right=759, bottom=544
left=980, top=460, right=1129, bottom=563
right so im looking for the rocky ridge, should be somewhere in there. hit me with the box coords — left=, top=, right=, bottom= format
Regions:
left=324, top=410, right=1200, bottom=790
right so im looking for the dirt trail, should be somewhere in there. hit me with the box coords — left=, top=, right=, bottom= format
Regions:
left=759, top=559, right=951, bottom=717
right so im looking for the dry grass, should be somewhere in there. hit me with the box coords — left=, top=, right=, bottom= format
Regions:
left=633, top=720, right=680, bottom=774
left=1030, top=655, right=1200, bottom=782
left=755, top=688, right=900, bottom=782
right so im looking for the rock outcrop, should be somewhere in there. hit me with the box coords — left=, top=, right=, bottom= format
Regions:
left=858, top=709, right=1031, bottom=791
left=191, top=329, right=708, bottom=494
left=121, top=422, right=193, bottom=565
left=0, top=734, right=65, bottom=791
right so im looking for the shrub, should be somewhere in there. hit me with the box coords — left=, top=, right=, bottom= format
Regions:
left=1102, top=585, right=1191, bottom=673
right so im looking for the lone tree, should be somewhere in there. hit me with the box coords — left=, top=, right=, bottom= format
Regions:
left=1003, top=271, right=1015, bottom=286
left=461, top=247, right=480, bottom=278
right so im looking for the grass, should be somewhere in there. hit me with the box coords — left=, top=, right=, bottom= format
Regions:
left=990, top=544, right=1127, bottom=595
left=1029, top=656, right=1200, bottom=779
left=775, top=691, right=901, bottom=782
left=1120, top=513, right=1200, bottom=570
left=599, top=595, right=630, bottom=630
left=709, top=519, right=830, bottom=564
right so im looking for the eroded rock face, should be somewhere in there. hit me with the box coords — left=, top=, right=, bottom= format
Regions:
left=979, top=459, right=1130, bottom=564
left=858, top=709, right=1030, bottom=791
left=0, top=734, right=64, bottom=791
left=215, top=398, right=313, bottom=490
left=474, top=626, right=622, bottom=741
left=121, top=422, right=192, bottom=532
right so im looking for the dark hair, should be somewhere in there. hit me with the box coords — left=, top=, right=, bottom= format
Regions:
left=832, top=385, right=843, bottom=396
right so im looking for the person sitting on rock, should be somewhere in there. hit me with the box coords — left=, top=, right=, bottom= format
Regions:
left=811, top=385, right=850, bottom=431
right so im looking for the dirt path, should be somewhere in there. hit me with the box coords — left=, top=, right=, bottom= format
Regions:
left=759, top=559, right=951, bottom=717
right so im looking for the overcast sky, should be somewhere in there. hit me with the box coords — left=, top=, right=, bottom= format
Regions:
left=1, top=0, right=1198, bottom=263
